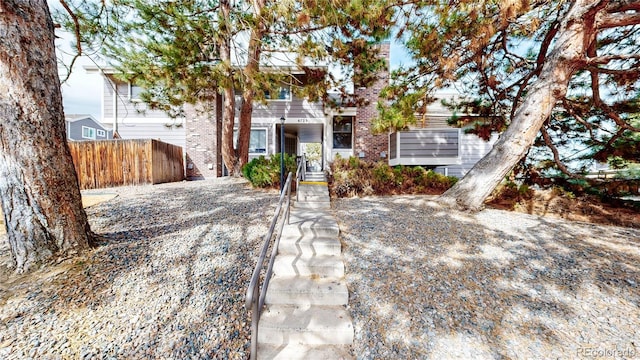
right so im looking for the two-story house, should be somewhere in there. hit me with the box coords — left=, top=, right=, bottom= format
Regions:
left=86, top=42, right=496, bottom=180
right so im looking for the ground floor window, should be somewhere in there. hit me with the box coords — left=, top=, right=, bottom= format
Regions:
left=333, top=116, right=353, bottom=149
left=234, top=128, right=267, bottom=154
left=82, top=126, right=96, bottom=139
left=249, top=129, right=267, bottom=154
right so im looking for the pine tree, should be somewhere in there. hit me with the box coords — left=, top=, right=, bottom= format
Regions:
left=0, top=0, right=97, bottom=273
left=387, top=0, right=640, bottom=210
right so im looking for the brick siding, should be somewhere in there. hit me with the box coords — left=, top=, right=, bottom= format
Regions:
left=184, top=96, right=222, bottom=179
left=354, top=42, right=390, bottom=162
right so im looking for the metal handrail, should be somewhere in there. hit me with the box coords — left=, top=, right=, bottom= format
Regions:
left=296, top=153, right=305, bottom=202
left=245, top=171, right=293, bottom=360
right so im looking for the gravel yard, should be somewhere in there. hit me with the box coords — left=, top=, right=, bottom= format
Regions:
left=334, top=195, right=640, bottom=359
left=0, top=178, right=278, bottom=359
left=2, top=181, right=639, bottom=359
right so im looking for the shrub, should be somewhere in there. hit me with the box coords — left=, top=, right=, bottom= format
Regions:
left=242, top=153, right=298, bottom=189
left=328, top=157, right=458, bottom=197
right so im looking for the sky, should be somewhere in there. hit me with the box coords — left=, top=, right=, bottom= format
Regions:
left=51, top=0, right=413, bottom=122
left=57, top=39, right=411, bottom=122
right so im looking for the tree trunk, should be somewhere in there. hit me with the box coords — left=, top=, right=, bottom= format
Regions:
left=236, top=0, right=267, bottom=175
left=219, top=0, right=238, bottom=175
left=438, top=0, right=601, bottom=211
left=0, top=0, right=96, bottom=273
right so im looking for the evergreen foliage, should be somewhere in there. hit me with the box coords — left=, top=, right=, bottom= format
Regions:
left=242, top=153, right=297, bottom=188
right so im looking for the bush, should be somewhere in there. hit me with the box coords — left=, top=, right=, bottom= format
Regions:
left=328, top=157, right=458, bottom=197
left=242, top=153, right=297, bottom=189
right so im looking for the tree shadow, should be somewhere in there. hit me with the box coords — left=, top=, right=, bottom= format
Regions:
left=0, top=181, right=278, bottom=359
left=333, top=195, right=640, bottom=359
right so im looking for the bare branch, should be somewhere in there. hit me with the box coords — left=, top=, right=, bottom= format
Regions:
left=587, top=54, right=640, bottom=65
left=606, top=0, right=640, bottom=13
left=540, top=125, right=581, bottom=178
left=598, top=12, right=640, bottom=29
left=58, top=0, right=83, bottom=84
left=586, top=65, right=640, bottom=75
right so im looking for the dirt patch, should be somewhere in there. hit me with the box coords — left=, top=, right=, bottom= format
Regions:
left=488, top=188, right=640, bottom=229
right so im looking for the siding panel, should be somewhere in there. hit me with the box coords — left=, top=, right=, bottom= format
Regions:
left=252, top=99, right=324, bottom=119
left=434, top=132, right=498, bottom=177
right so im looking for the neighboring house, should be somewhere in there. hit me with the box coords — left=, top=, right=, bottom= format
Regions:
left=388, top=91, right=499, bottom=177
left=84, top=66, right=186, bottom=149
left=65, top=114, right=113, bottom=141
left=86, top=42, right=496, bottom=179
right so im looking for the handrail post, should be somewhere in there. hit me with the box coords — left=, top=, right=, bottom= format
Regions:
left=250, top=286, right=259, bottom=360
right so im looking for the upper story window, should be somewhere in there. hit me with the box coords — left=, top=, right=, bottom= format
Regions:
left=129, top=83, right=143, bottom=102
left=82, top=126, right=96, bottom=140
left=265, top=86, right=291, bottom=101
left=333, top=116, right=353, bottom=149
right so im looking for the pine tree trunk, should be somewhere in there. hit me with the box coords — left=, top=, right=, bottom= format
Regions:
left=0, top=0, right=96, bottom=273
left=219, top=0, right=238, bottom=175
left=236, top=0, right=266, bottom=175
left=438, top=0, right=600, bottom=211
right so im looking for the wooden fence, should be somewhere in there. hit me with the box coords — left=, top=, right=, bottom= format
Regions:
left=68, top=139, right=184, bottom=190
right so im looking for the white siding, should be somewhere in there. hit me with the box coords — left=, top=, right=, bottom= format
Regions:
left=116, top=119, right=186, bottom=148
left=434, top=132, right=498, bottom=177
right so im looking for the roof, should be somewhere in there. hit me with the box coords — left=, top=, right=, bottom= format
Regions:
left=65, top=114, right=94, bottom=122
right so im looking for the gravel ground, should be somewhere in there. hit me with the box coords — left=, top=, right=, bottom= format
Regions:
left=0, top=178, right=278, bottom=359
left=2, top=182, right=639, bottom=359
left=333, top=195, right=640, bottom=360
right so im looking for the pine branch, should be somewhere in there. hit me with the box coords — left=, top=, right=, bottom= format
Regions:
left=606, top=0, right=640, bottom=13
left=540, top=125, right=581, bottom=178
left=598, top=12, right=640, bottom=29
left=587, top=54, right=640, bottom=65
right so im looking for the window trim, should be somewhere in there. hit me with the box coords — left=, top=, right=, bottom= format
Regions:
left=128, top=83, right=143, bottom=102
left=332, top=117, right=353, bottom=150
left=265, top=85, right=292, bottom=102
left=234, top=128, right=269, bottom=155
left=81, top=126, right=96, bottom=140
left=96, top=129, right=106, bottom=137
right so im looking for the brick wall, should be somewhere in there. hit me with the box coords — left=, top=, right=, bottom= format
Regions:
left=184, top=95, right=222, bottom=179
left=354, top=42, right=390, bottom=162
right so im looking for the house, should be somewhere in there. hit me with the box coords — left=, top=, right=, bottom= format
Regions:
left=388, top=91, right=499, bottom=177
left=86, top=42, right=496, bottom=179
left=65, top=114, right=114, bottom=141
left=83, top=66, right=186, bottom=149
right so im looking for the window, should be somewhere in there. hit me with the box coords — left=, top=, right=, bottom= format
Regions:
left=333, top=116, right=353, bottom=149
left=265, top=86, right=291, bottom=101
left=129, top=83, right=143, bottom=101
left=97, top=129, right=106, bottom=137
left=249, top=129, right=267, bottom=154
left=234, top=129, right=267, bottom=154
left=82, top=126, right=96, bottom=140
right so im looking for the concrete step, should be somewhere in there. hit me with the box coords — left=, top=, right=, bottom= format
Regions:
left=282, top=220, right=338, bottom=238
left=289, top=208, right=334, bottom=220
left=273, top=254, right=344, bottom=277
left=258, top=305, right=354, bottom=345
left=297, top=195, right=330, bottom=202
left=293, top=201, right=331, bottom=210
left=265, top=276, right=348, bottom=306
left=279, top=235, right=341, bottom=257
left=257, top=343, right=353, bottom=360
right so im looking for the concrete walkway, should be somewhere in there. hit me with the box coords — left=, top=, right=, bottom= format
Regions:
left=257, top=173, right=354, bottom=359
